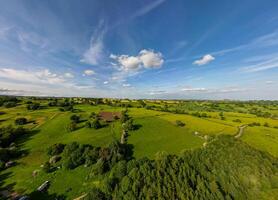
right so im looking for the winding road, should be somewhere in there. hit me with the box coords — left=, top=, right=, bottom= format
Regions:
left=234, top=125, right=247, bottom=138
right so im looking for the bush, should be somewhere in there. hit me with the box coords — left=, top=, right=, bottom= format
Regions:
left=3, top=101, right=17, bottom=108
left=47, top=143, right=65, bottom=156
left=0, top=160, right=5, bottom=171
left=122, top=119, right=134, bottom=131
left=264, top=122, right=269, bottom=127
left=176, top=120, right=185, bottom=127
left=249, top=122, right=261, bottom=127
left=27, top=103, right=40, bottom=110
left=15, top=117, right=28, bottom=125
left=68, top=121, right=77, bottom=132
left=70, top=114, right=80, bottom=123
left=91, top=119, right=101, bottom=129
left=42, top=161, right=52, bottom=173
left=91, top=159, right=106, bottom=175
left=120, top=110, right=129, bottom=123
left=85, top=187, right=108, bottom=200
left=233, top=119, right=242, bottom=123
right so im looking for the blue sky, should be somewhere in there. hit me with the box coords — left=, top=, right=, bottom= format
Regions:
left=0, top=0, right=277, bottom=99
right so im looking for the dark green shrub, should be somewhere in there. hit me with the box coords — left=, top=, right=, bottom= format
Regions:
left=47, top=143, right=65, bottom=156
left=176, top=120, right=185, bottom=127
left=15, top=117, right=28, bottom=125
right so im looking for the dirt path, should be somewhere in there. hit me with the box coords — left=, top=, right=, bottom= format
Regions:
left=235, top=125, right=247, bottom=138
left=73, top=194, right=87, bottom=200
left=32, top=112, right=59, bottom=129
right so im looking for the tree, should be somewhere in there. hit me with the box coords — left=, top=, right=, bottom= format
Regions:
left=15, top=117, right=28, bottom=125
left=27, top=103, right=40, bottom=110
left=120, top=110, right=129, bottom=123
left=123, top=119, right=134, bottom=131
left=91, top=119, right=101, bottom=129
left=70, top=114, right=80, bottom=123
left=68, top=121, right=77, bottom=132
left=3, top=101, right=17, bottom=108
left=43, top=161, right=51, bottom=173
left=47, top=143, right=65, bottom=156
left=85, top=187, right=108, bottom=200
left=176, top=120, right=185, bottom=127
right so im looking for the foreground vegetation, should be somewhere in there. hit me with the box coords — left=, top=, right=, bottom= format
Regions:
left=0, top=96, right=277, bottom=199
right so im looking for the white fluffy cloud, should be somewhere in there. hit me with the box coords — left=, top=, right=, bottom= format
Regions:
left=193, top=54, right=215, bottom=66
left=83, top=69, right=95, bottom=76
left=110, top=54, right=141, bottom=70
left=64, top=72, right=74, bottom=78
left=139, top=49, right=164, bottom=68
left=110, top=49, right=164, bottom=71
left=103, top=81, right=108, bottom=84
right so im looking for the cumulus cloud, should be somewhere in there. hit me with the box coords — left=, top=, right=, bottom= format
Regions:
left=103, top=81, right=109, bottom=84
left=139, top=49, right=164, bottom=68
left=64, top=72, right=74, bottom=78
left=110, top=54, right=141, bottom=70
left=83, top=69, right=95, bottom=76
left=110, top=49, right=164, bottom=71
left=193, top=54, right=215, bottom=66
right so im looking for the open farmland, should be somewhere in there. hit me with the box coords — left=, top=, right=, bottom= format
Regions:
left=0, top=97, right=278, bottom=199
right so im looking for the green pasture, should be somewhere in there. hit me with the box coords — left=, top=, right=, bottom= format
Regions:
left=0, top=102, right=277, bottom=199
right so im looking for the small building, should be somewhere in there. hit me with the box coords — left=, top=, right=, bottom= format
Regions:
left=5, top=161, right=15, bottom=168
left=19, top=196, right=29, bottom=200
left=37, top=181, right=50, bottom=192
left=99, top=111, right=121, bottom=122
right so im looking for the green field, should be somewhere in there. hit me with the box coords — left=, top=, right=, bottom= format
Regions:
left=0, top=98, right=278, bottom=199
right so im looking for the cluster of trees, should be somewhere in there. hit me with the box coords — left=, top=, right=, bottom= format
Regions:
left=59, top=100, right=74, bottom=112
left=27, top=102, right=40, bottom=110
left=121, top=110, right=135, bottom=131
left=44, top=140, right=129, bottom=174
left=0, top=126, right=28, bottom=170
left=86, top=112, right=102, bottom=129
left=85, top=136, right=278, bottom=200
left=219, top=112, right=225, bottom=120
left=248, top=122, right=270, bottom=127
left=68, top=114, right=82, bottom=132
left=0, top=96, right=19, bottom=108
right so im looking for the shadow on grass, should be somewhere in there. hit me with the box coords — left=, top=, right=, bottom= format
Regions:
left=124, top=144, right=135, bottom=160
left=133, top=124, right=142, bottom=131
left=0, top=172, right=17, bottom=199
left=0, top=129, right=42, bottom=199
left=29, top=190, right=66, bottom=200
left=72, top=108, right=84, bottom=113
left=0, top=119, right=6, bottom=123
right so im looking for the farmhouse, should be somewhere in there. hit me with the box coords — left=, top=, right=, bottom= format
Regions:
left=99, top=111, right=121, bottom=122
